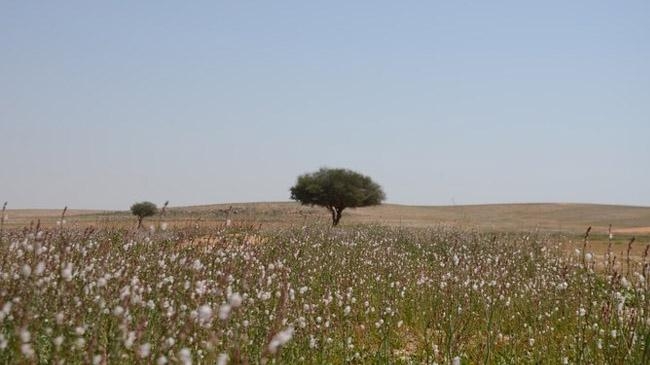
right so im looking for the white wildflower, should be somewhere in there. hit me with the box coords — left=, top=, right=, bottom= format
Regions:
left=268, top=327, right=294, bottom=354
left=19, top=328, right=31, bottom=343
left=192, top=259, right=203, bottom=271
left=2, top=302, right=12, bottom=316
left=21, top=343, right=35, bottom=358
left=61, top=263, right=73, bottom=281
left=139, top=343, right=151, bottom=358
left=178, top=348, right=192, bottom=365
left=198, top=304, right=213, bottom=324
left=621, top=277, right=630, bottom=289
left=54, top=336, right=64, bottom=347
left=217, top=353, right=229, bottom=365
left=21, top=265, right=31, bottom=278
left=35, top=262, right=45, bottom=276
left=229, top=293, right=243, bottom=308
left=113, top=306, right=124, bottom=316
left=219, top=304, right=231, bottom=320
left=124, top=331, right=136, bottom=349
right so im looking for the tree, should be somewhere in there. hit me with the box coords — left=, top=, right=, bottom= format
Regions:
left=290, top=168, right=385, bottom=226
left=130, top=201, right=158, bottom=228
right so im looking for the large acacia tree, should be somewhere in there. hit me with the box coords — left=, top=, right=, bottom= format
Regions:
left=130, top=201, right=158, bottom=228
left=290, top=168, right=385, bottom=226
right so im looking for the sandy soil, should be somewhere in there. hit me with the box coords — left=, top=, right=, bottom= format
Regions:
left=613, top=227, right=650, bottom=234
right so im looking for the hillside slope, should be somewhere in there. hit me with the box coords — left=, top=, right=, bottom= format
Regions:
left=4, top=202, right=649, bottom=234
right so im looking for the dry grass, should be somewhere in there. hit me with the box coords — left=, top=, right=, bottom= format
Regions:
left=5, top=202, right=649, bottom=235
left=347, top=203, right=650, bottom=234
left=2, top=209, right=105, bottom=228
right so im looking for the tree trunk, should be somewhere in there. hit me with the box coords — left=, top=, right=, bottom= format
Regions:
left=332, top=207, right=344, bottom=226
left=328, top=206, right=345, bottom=226
left=137, top=216, right=143, bottom=229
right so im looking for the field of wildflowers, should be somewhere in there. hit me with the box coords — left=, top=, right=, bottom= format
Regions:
left=0, top=222, right=648, bottom=364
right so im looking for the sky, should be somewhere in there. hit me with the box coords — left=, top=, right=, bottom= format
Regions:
left=1, top=1, right=649, bottom=209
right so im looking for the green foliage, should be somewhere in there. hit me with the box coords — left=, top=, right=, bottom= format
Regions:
left=130, top=201, right=158, bottom=228
left=289, top=168, right=385, bottom=225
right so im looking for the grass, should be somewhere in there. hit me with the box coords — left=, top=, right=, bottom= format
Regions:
left=4, top=202, right=650, bottom=234
left=0, top=221, right=648, bottom=364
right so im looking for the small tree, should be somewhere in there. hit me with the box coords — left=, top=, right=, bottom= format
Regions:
left=290, top=168, right=385, bottom=226
left=130, top=201, right=158, bottom=228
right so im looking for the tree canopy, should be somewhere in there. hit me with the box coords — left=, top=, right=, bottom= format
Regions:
left=290, top=168, right=385, bottom=226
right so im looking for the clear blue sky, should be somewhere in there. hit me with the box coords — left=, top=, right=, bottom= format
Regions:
left=1, top=1, right=649, bottom=209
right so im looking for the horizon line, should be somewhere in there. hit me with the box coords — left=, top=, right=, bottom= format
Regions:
left=4, top=200, right=650, bottom=212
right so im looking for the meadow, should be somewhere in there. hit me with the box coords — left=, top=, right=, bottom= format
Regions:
left=1, top=210, right=649, bottom=364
